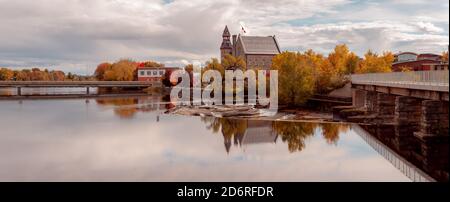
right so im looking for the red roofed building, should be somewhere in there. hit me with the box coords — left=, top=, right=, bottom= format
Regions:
left=392, top=52, right=448, bottom=71
left=137, top=65, right=181, bottom=82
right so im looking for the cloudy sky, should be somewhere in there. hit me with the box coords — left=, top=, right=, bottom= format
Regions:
left=0, top=0, right=448, bottom=74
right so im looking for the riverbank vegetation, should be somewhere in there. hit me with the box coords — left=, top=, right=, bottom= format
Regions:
left=271, top=44, right=394, bottom=106
left=94, top=59, right=165, bottom=81
left=0, top=67, right=91, bottom=81
left=2, top=43, right=397, bottom=108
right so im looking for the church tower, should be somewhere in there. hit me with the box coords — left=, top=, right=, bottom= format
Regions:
left=220, top=26, right=233, bottom=62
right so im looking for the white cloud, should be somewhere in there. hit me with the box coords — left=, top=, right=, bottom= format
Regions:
left=0, top=0, right=448, bottom=74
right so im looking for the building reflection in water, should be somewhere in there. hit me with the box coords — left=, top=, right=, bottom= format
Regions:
left=95, top=96, right=172, bottom=119
left=200, top=117, right=349, bottom=153
left=201, top=117, right=447, bottom=182
left=93, top=96, right=447, bottom=182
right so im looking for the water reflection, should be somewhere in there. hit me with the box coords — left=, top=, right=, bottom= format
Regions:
left=360, top=124, right=449, bottom=182
left=89, top=97, right=446, bottom=181
left=200, top=117, right=350, bottom=154
left=95, top=96, right=172, bottom=119
left=0, top=96, right=445, bottom=181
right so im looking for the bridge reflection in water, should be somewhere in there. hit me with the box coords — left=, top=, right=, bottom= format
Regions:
left=198, top=116, right=446, bottom=182
left=353, top=125, right=435, bottom=182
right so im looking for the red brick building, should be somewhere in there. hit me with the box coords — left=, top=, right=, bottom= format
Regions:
left=392, top=52, right=448, bottom=71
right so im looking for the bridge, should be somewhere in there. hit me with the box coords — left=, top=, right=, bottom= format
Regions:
left=351, top=70, right=449, bottom=101
left=343, top=70, right=449, bottom=180
left=0, top=81, right=161, bottom=96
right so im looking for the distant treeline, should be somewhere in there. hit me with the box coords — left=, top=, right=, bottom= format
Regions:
left=0, top=67, right=93, bottom=81
left=94, top=59, right=165, bottom=81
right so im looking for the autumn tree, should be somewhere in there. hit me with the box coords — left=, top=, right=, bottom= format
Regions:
left=203, top=58, right=224, bottom=77
left=95, top=62, right=112, bottom=80
left=142, top=61, right=164, bottom=68
left=326, top=44, right=360, bottom=75
left=221, top=54, right=246, bottom=71
left=345, top=52, right=360, bottom=74
left=0, top=68, right=14, bottom=81
left=271, top=51, right=316, bottom=106
left=50, top=70, right=65, bottom=81
left=442, top=51, right=449, bottom=63
left=328, top=44, right=350, bottom=75
left=30, top=68, right=50, bottom=81
left=103, top=59, right=137, bottom=81
left=356, top=51, right=393, bottom=73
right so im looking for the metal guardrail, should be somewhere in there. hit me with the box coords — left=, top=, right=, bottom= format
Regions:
left=0, top=81, right=161, bottom=87
left=351, top=70, right=449, bottom=92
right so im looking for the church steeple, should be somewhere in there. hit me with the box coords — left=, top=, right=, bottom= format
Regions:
left=220, top=25, right=233, bottom=62
left=223, top=25, right=230, bottom=37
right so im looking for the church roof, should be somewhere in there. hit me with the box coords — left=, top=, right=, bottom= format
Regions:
left=223, top=26, right=231, bottom=37
left=239, top=35, right=281, bottom=55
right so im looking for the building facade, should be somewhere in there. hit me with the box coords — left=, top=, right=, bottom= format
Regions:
left=137, top=66, right=181, bottom=82
left=392, top=52, right=448, bottom=71
left=220, top=26, right=281, bottom=70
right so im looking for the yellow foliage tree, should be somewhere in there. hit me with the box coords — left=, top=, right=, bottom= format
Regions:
left=103, top=59, right=137, bottom=81
left=328, top=44, right=351, bottom=75
left=356, top=50, right=393, bottom=73
left=442, top=51, right=449, bottom=63
left=327, top=44, right=360, bottom=75
left=0, top=68, right=14, bottom=81
left=271, top=51, right=316, bottom=106
left=203, top=58, right=224, bottom=77
left=221, top=54, right=246, bottom=71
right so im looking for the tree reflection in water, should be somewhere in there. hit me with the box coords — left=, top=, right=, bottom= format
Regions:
left=201, top=117, right=247, bottom=153
left=95, top=96, right=169, bottom=119
left=201, top=117, right=350, bottom=153
left=321, top=123, right=349, bottom=145
left=272, top=121, right=316, bottom=152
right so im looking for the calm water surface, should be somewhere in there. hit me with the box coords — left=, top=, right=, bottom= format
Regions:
left=0, top=96, right=429, bottom=182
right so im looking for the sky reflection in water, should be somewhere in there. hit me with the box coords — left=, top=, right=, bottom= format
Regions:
left=0, top=97, right=411, bottom=182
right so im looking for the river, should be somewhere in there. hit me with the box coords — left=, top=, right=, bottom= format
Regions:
left=0, top=95, right=440, bottom=182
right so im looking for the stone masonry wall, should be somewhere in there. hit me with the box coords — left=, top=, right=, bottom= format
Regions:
left=420, top=100, right=449, bottom=136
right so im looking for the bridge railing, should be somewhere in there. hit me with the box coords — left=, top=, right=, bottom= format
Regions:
left=0, top=80, right=161, bottom=87
left=351, top=70, right=449, bottom=92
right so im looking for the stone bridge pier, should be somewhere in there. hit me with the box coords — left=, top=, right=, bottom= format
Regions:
left=349, top=71, right=449, bottom=180
left=352, top=88, right=449, bottom=136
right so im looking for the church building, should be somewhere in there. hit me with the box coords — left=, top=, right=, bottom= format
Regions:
left=220, top=25, right=281, bottom=70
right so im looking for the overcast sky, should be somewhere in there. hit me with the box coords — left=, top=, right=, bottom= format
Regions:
left=0, top=0, right=448, bottom=74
